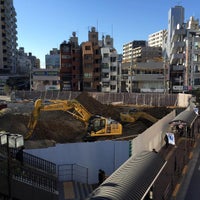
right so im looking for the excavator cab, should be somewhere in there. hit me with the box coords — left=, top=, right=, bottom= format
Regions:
left=26, top=98, right=122, bottom=140
left=87, top=115, right=122, bottom=137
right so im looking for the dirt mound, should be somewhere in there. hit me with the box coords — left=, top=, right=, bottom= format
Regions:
left=0, top=92, right=173, bottom=147
left=75, top=92, right=120, bottom=121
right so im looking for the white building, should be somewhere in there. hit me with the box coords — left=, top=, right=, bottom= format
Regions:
left=170, top=16, right=200, bottom=93
left=148, top=30, right=167, bottom=47
left=32, top=69, right=60, bottom=91
left=101, top=35, right=119, bottom=93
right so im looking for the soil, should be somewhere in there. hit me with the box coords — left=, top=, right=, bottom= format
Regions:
left=0, top=92, right=172, bottom=148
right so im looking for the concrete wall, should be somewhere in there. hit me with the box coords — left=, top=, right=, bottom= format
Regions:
left=25, top=111, right=180, bottom=184
left=131, top=110, right=176, bottom=157
left=177, top=93, right=192, bottom=107
left=26, top=140, right=129, bottom=184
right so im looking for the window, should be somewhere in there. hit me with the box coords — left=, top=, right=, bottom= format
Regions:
left=84, top=73, right=92, bottom=78
left=110, top=57, right=116, bottom=62
left=85, top=46, right=91, bottom=50
left=111, top=85, right=116, bottom=90
left=110, top=66, right=116, bottom=72
left=102, top=73, right=109, bottom=78
left=111, top=76, right=116, bottom=81
left=194, top=78, right=200, bottom=85
left=103, top=53, right=109, bottom=58
left=102, top=63, right=109, bottom=69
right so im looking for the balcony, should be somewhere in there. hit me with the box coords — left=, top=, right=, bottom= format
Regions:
left=133, top=74, right=164, bottom=81
left=171, top=29, right=187, bottom=42
left=171, top=41, right=185, bottom=54
left=170, top=53, right=185, bottom=65
left=172, top=65, right=184, bottom=71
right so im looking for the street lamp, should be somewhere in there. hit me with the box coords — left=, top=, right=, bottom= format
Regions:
left=0, top=131, right=24, bottom=199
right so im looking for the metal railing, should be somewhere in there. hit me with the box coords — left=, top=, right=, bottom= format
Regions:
left=0, top=146, right=56, bottom=175
left=13, top=165, right=58, bottom=193
left=0, top=151, right=58, bottom=194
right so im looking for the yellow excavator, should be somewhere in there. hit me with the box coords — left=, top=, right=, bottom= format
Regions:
left=120, top=108, right=158, bottom=124
left=25, top=99, right=122, bottom=140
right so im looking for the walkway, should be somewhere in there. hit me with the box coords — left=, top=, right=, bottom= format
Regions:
left=153, top=135, right=197, bottom=200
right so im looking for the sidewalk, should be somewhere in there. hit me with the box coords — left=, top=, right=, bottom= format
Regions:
left=174, top=134, right=200, bottom=200
left=153, top=135, right=197, bottom=200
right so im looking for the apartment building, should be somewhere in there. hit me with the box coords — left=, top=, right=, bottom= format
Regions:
left=122, top=41, right=163, bottom=92
left=122, top=40, right=146, bottom=63
left=60, top=32, right=82, bottom=91
left=0, top=0, right=17, bottom=74
left=148, top=30, right=167, bottom=47
left=169, top=16, right=200, bottom=93
left=45, top=48, right=60, bottom=69
left=81, top=27, right=101, bottom=91
left=101, top=35, right=119, bottom=93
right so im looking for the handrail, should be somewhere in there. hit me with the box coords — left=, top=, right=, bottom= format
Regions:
left=0, top=146, right=56, bottom=175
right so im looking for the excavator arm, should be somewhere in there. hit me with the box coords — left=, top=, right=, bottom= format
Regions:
left=25, top=99, right=122, bottom=140
left=120, top=110, right=158, bottom=123
left=25, top=99, right=92, bottom=140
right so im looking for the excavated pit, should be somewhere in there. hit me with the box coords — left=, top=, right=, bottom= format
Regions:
left=0, top=92, right=172, bottom=148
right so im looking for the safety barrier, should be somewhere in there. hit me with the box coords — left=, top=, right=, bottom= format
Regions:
left=58, top=163, right=88, bottom=184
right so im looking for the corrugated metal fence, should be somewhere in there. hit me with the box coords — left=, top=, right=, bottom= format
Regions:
left=14, top=91, right=178, bottom=107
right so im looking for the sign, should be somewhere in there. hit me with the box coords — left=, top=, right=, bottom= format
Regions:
left=166, top=132, right=175, bottom=145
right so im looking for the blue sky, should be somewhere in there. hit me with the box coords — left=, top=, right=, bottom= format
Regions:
left=13, top=0, right=200, bottom=68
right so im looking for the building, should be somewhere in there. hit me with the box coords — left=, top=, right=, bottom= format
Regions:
left=0, top=0, right=17, bottom=74
left=167, top=5, right=185, bottom=59
left=81, top=27, right=101, bottom=91
left=121, top=41, right=163, bottom=92
left=60, top=32, right=82, bottom=91
left=45, top=48, right=60, bottom=69
left=169, top=16, right=200, bottom=93
left=122, top=40, right=146, bottom=63
left=148, top=30, right=167, bottom=47
left=101, top=35, right=119, bottom=93
left=32, top=68, right=60, bottom=91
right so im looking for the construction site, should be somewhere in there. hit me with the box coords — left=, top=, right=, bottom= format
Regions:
left=0, top=92, right=174, bottom=147
left=0, top=91, right=198, bottom=200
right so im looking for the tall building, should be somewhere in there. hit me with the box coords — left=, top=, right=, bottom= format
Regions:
left=167, top=6, right=184, bottom=58
left=0, top=0, right=17, bottom=73
left=169, top=15, right=200, bottom=93
left=60, top=32, right=81, bottom=91
left=101, top=35, right=119, bottom=93
left=81, top=27, right=101, bottom=91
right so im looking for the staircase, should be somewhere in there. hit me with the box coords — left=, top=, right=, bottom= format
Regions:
left=58, top=181, right=97, bottom=200
left=0, top=146, right=59, bottom=200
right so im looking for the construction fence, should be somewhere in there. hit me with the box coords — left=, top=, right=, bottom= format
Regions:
left=12, top=91, right=191, bottom=107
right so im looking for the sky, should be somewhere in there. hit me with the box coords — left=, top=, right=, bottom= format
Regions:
left=13, top=0, right=200, bottom=68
